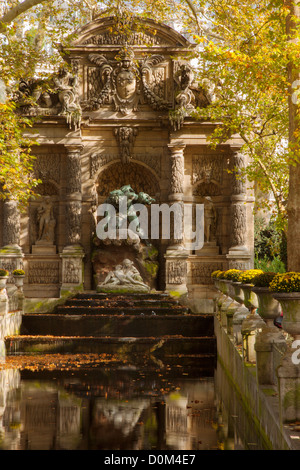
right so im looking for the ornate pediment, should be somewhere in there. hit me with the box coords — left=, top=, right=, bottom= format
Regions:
left=69, top=16, right=193, bottom=49
left=14, top=16, right=211, bottom=128
left=84, top=46, right=171, bottom=113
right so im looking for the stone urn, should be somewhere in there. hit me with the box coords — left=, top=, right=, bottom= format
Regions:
left=240, top=284, right=258, bottom=312
left=272, top=292, right=300, bottom=340
left=272, top=291, right=300, bottom=421
left=0, top=273, right=9, bottom=290
left=232, top=281, right=245, bottom=305
left=252, top=287, right=281, bottom=324
left=224, top=280, right=235, bottom=300
left=218, top=279, right=230, bottom=296
left=13, top=275, right=25, bottom=290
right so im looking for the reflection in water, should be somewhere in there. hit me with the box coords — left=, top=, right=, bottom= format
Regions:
left=0, top=361, right=265, bottom=450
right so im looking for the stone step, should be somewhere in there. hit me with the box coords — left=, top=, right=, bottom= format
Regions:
left=19, top=354, right=216, bottom=381
left=21, top=313, right=214, bottom=337
left=6, top=335, right=216, bottom=356
left=64, top=298, right=181, bottom=308
left=55, top=305, right=189, bottom=315
left=77, top=292, right=170, bottom=300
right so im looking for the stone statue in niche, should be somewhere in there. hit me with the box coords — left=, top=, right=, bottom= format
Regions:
left=114, top=127, right=138, bottom=164
left=36, top=196, right=56, bottom=244
left=100, top=258, right=150, bottom=292
left=92, top=185, right=159, bottom=291
left=203, top=196, right=217, bottom=242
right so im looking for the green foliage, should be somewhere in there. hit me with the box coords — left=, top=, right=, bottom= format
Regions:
left=254, top=255, right=286, bottom=273
left=254, top=216, right=287, bottom=270
left=252, top=271, right=277, bottom=287
left=0, top=101, right=40, bottom=205
left=0, top=269, right=9, bottom=277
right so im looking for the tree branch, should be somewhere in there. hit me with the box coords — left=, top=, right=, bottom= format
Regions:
left=0, top=0, right=48, bottom=34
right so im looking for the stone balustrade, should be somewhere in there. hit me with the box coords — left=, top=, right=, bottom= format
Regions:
left=0, top=276, right=24, bottom=358
left=213, top=274, right=300, bottom=424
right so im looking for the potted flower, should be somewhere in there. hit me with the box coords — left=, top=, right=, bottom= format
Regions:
left=211, top=270, right=227, bottom=294
left=239, top=269, right=264, bottom=311
left=270, top=272, right=300, bottom=339
left=12, top=269, right=25, bottom=289
left=211, top=270, right=223, bottom=291
left=0, top=269, right=9, bottom=289
left=251, top=272, right=281, bottom=324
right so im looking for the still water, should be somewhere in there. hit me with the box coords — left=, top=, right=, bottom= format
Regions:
left=0, top=357, right=267, bottom=450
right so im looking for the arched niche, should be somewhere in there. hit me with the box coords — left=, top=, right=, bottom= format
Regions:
left=96, top=161, right=160, bottom=200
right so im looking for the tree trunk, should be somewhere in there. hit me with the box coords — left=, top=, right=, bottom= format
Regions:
left=287, top=0, right=300, bottom=271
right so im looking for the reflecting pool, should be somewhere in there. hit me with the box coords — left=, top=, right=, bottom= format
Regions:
left=0, top=356, right=268, bottom=450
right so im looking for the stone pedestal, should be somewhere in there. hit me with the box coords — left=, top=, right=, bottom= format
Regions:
left=196, top=241, right=219, bottom=256
left=277, top=346, right=300, bottom=422
left=241, top=313, right=265, bottom=363
left=165, top=248, right=188, bottom=295
left=60, top=245, right=85, bottom=296
left=255, top=322, right=287, bottom=385
left=32, top=243, right=56, bottom=255
left=0, top=245, right=24, bottom=285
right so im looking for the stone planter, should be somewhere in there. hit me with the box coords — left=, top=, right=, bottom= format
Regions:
left=252, top=287, right=286, bottom=385
left=240, top=283, right=258, bottom=312
left=13, top=275, right=25, bottom=290
left=0, top=276, right=8, bottom=290
left=272, top=292, right=300, bottom=422
left=272, top=292, right=300, bottom=339
left=232, top=281, right=245, bottom=304
left=224, top=280, right=235, bottom=300
left=252, top=287, right=281, bottom=324
left=218, top=279, right=229, bottom=296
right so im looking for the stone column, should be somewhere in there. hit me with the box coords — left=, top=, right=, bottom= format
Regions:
left=0, top=199, right=24, bottom=284
left=165, top=142, right=188, bottom=295
left=60, top=144, right=85, bottom=295
left=227, top=149, right=252, bottom=270
left=167, top=142, right=185, bottom=250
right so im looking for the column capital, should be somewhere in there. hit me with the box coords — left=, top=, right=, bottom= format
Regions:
left=168, top=142, right=186, bottom=154
left=64, top=144, right=83, bottom=155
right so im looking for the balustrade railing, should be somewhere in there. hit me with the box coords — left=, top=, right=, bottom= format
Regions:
left=212, top=269, right=300, bottom=423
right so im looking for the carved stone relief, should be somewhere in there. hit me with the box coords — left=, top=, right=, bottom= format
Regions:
left=114, top=127, right=138, bottom=164
left=2, top=200, right=20, bottom=246
left=231, top=152, right=247, bottom=195
left=191, top=262, right=224, bottom=285
left=86, top=46, right=170, bottom=113
left=83, top=31, right=165, bottom=46
left=167, top=261, right=187, bottom=285
left=28, top=261, right=60, bottom=284
left=66, top=201, right=82, bottom=245
left=63, top=259, right=81, bottom=284
left=230, top=204, right=247, bottom=247
left=65, top=149, right=82, bottom=195
left=15, top=65, right=82, bottom=129
left=192, top=154, right=224, bottom=197
left=90, top=152, right=161, bottom=178
left=33, top=154, right=62, bottom=183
